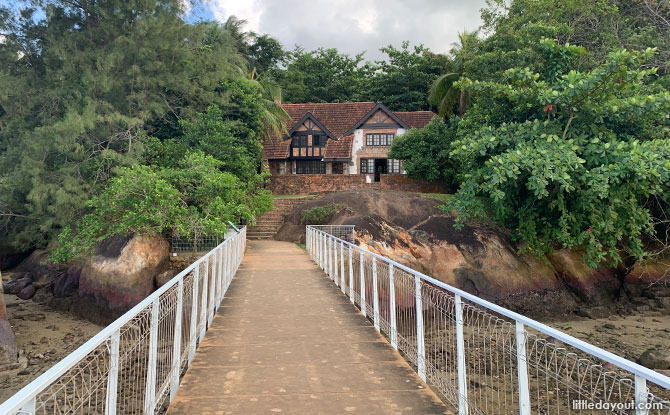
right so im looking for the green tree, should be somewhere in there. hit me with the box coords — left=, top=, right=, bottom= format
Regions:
left=388, top=118, right=459, bottom=191
left=368, top=42, right=450, bottom=111
left=450, top=40, right=670, bottom=268
left=275, top=47, right=368, bottom=103
left=0, top=1, right=274, bottom=254
left=51, top=152, right=272, bottom=263
left=429, top=31, right=480, bottom=117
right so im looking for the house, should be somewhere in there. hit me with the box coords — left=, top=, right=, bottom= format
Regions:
left=264, top=102, right=435, bottom=183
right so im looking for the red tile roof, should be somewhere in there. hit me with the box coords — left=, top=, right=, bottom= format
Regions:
left=264, top=103, right=436, bottom=160
left=323, top=135, right=353, bottom=160
left=283, top=102, right=377, bottom=137
left=394, top=111, right=437, bottom=129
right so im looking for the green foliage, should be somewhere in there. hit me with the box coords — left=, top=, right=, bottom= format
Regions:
left=0, top=1, right=251, bottom=251
left=300, top=204, right=348, bottom=226
left=449, top=41, right=670, bottom=267
left=389, top=118, right=459, bottom=191
left=0, top=2, right=280, bottom=259
left=51, top=152, right=272, bottom=263
left=367, top=42, right=450, bottom=111
left=275, top=47, right=369, bottom=103
left=273, top=42, right=449, bottom=111
left=429, top=31, right=480, bottom=117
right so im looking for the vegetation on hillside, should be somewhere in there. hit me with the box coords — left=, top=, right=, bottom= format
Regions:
left=393, top=0, right=670, bottom=268
left=2, top=0, right=670, bottom=272
left=0, top=1, right=276, bottom=261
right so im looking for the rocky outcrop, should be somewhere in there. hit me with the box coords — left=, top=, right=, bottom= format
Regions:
left=0, top=273, right=17, bottom=365
left=76, top=234, right=170, bottom=324
left=275, top=190, right=670, bottom=319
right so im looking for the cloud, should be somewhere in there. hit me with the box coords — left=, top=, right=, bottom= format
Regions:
left=201, top=0, right=486, bottom=60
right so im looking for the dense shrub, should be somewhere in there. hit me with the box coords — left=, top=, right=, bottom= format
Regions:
left=301, top=204, right=348, bottom=225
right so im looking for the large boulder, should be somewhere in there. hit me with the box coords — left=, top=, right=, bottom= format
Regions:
left=0, top=274, right=17, bottom=365
left=354, top=215, right=582, bottom=318
left=76, top=234, right=170, bottom=324
left=274, top=190, right=654, bottom=319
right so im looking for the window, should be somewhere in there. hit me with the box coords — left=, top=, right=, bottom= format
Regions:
left=296, top=160, right=326, bottom=174
left=366, top=133, right=395, bottom=146
left=291, top=133, right=326, bottom=158
left=293, top=135, right=308, bottom=147
left=312, top=134, right=325, bottom=147
left=360, top=158, right=375, bottom=174
left=387, top=159, right=402, bottom=174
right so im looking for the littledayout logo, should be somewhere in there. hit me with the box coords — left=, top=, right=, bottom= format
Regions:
left=573, top=400, right=664, bottom=411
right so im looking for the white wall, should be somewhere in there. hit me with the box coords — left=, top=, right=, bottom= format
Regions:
left=348, top=129, right=365, bottom=174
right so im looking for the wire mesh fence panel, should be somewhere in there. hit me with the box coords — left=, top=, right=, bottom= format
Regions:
left=394, top=267, right=418, bottom=368
left=305, top=226, right=670, bottom=415
left=0, top=227, right=247, bottom=415
left=171, top=235, right=223, bottom=253
left=310, top=225, right=355, bottom=242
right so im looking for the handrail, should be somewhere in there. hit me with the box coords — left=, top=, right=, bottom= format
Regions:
left=306, top=225, right=670, bottom=415
left=0, top=227, right=247, bottom=414
left=308, top=226, right=670, bottom=389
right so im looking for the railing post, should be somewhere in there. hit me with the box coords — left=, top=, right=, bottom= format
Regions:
left=144, top=299, right=159, bottom=415
left=635, top=375, right=649, bottom=415
left=199, top=260, right=208, bottom=342
left=415, top=275, right=426, bottom=381
left=333, top=239, right=339, bottom=287
left=219, top=246, right=224, bottom=305
left=323, top=233, right=328, bottom=273
left=212, top=250, right=219, bottom=314
left=340, top=242, right=345, bottom=293
left=208, top=254, right=216, bottom=326
left=389, top=265, right=397, bottom=350
left=316, top=231, right=321, bottom=268
left=348, top=247, right=354, bottom=304
left=199, top=258, right=209, bottom=342
left=455, top=294, right=468, bottom=415
left=105, top=329, right=120, bottom=415
left=516, top=322, right=530, bottom=415
left=372, top=258, right=380, bottom=332
left=359, top=251, right=366, bottom=315
left=188, top=266, right=199, bottom=364
left=226, top=240, right=232, bottom=293
left=170, top=278, right=184, bottom=402
left=329, top=236, right=334, bottom=279
left=18, top=399, right=35, bottom=415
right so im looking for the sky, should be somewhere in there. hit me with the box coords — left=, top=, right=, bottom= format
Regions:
left=188, top=0, right=488, bottom=60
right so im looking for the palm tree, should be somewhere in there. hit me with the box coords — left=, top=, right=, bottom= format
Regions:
left=248, top=70, right=290, bottom=139
left=429, top=30, right=479, bottom=118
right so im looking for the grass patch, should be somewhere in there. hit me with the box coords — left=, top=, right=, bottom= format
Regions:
left=423, top=193, right=453, bottom=203
left=295, top=242, right=306, bottom=250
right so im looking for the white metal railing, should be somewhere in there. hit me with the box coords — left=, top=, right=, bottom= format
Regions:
left=308, top=225, right=355, bottom=242
left=0, top=227, right=247, bottom=415
left=306, top=225, right=670, bottom=415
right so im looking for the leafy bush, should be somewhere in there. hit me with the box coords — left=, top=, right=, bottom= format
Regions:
left=449, top=40, right=670, bottom=267
left=51, top=152, right=272, bottom=263
left=389, top=117, right=460, bottom=191
left=300, top=204, right=347, bottom=225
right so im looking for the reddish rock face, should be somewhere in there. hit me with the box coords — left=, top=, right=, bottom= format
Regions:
left=78, top=234, right=170, bottom=321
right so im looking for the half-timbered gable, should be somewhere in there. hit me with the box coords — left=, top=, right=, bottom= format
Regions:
left=264, top=102, right=435, bottom=179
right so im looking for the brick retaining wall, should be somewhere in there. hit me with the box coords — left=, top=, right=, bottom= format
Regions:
left=267, top=174, right=446, bottom=195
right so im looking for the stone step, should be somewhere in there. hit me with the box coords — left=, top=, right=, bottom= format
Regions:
left=248, top=225, right=282, bottom=232
left=246, top=232, right=276, bottom=239
left=253, top=220, right=284, bottom=225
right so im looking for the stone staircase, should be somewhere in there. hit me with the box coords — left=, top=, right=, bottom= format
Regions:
left=247, top=196, right=316, bottom=239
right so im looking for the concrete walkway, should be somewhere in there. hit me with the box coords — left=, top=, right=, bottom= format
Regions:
left=167, top=240, right=449, bottom=415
